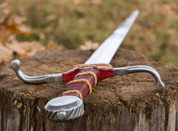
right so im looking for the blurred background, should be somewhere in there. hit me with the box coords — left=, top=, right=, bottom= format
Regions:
left=0, top=0, right=177, bottom=66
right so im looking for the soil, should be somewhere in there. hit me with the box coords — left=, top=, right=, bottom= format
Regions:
left=0, top=48, right=178, bottom=117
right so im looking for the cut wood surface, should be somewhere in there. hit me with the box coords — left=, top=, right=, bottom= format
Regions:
left=0, top=48, right=178, bottom=131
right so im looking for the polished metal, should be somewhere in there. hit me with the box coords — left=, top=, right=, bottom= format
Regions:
left=44, top=96, right=84, bottom=121
left=85, top=10, right=139, bottom=64
left=11, top=59, right=63, bottom=84
left=113, top=65, right=165, bottom=91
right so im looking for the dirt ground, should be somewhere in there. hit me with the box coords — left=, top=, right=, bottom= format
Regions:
left=0, top=48, right=178, bottom=117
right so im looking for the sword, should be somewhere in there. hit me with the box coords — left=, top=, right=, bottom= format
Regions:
left=11, top=10, right=165, bottom=122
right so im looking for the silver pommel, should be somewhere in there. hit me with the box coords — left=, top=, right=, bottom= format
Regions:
left=44, top=96, right=84, bottom=121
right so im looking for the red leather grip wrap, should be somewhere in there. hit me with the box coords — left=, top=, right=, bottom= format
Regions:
left=62, top=66, right=114, bottom=99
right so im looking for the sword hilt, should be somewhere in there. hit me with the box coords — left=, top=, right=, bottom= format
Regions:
left=11, top=60, right=165, bottom=121
left=45, top=64, right=113, bottom=121
left=62, top=64, right=114, bottom=99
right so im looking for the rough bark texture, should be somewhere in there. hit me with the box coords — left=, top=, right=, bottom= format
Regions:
left=0, top=48, right=178, bottom=131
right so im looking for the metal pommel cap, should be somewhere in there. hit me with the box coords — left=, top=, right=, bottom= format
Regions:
left=44, top=96, right=84, bottom=121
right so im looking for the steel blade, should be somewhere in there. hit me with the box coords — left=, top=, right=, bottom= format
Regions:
left=85, top=10, right=139, bottom=64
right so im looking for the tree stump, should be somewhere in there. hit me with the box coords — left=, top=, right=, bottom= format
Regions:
left=0, top=48, right=178, bottom=131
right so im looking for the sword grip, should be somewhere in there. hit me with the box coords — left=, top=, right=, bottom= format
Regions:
left=62, top=66, right=114, bottom=99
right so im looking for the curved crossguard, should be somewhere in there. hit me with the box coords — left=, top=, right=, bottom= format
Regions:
left=11, top=60, right=63, bottom=84
left=11, top=59, right=164, bottom=91
left=113, top=66, right=165, bottom=92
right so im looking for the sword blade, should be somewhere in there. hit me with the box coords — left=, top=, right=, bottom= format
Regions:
left=85, top=10, right=139, bottom=64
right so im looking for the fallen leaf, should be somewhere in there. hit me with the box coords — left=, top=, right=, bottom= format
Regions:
left=0, top=44, right=13, bottom=63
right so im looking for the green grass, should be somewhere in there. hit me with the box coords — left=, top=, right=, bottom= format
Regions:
left=156, top=0, right=178, bottom=5
left=17, top=34, right=40, bottom=42
left=6, top=0, right=178, bottom=67
left=162, top=52, right=178, bottom=67
left=169, top=20, right=178, bottom=30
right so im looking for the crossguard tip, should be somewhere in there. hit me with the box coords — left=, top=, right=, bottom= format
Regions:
left=11, top=59, right=21, bottom=72
left=157, top=80, right=165, bottom=92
